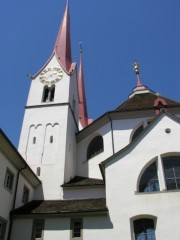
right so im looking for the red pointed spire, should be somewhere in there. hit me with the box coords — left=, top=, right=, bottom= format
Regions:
left=53, top=0, right=74, bottom=73
left=78, top=44, right=92, bottom=128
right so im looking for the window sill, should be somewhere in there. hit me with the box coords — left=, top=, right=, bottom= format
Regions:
left=4, top=186, right=13, bottom=194
left=135, top=189, right=180, bottom=195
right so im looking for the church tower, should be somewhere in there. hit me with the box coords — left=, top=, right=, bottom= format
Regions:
left=18, top=1, right=79, bottom=200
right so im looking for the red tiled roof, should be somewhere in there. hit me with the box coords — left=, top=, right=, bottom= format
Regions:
left=62, top=176, right=104, bottom=187
left=11, top=198, right=107, bottom=216
left=116, top=92, right=180, bottom=112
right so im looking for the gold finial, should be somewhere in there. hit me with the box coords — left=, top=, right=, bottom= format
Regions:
left=133, top=61, right=139, bottom=75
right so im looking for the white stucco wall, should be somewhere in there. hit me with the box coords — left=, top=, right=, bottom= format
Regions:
left=10, top=219, right=32, bottom=240
left=19, top=105, right=69, bottom=200
left=105, top=114, right=180, bottom=240
left=113, top=117, right=151, bottom=152
left=63, top=187, right=105, bottom=200
left=76, top=123, right=113, bottom=179
left=15, top=174, right=34, bottom=209
left=64, top=108, right=78, bottom=184
left=0, top=150, right=37, bottom=240
left=76, top=116, right=155, bottom=180
left=0, top=152, right=17, bottom=220
left=11, top=215, right=111, bottom=240
left=0, top=152, right=17, bottom=240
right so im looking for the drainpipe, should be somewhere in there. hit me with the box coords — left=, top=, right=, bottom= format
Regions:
left=7, top=164, right=26, bottom=240
left=107, top=112, right=115, bottom=154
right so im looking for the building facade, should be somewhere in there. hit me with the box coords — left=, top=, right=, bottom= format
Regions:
left=1, top=1, right=180, bottom=240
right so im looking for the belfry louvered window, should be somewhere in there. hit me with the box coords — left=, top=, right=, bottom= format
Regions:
left=87, top=136, right=104, bottom=160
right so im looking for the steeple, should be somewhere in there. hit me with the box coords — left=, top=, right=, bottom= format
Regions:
left=53, top=0, right=74, bottom=74
left=78, top=44, right=92, bottom=129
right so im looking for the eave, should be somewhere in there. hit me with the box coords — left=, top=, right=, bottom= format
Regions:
left=76, top=105, right=180, bottom=142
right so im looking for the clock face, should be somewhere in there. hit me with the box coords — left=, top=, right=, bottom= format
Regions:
left=39, top=67, right=63, bottom=85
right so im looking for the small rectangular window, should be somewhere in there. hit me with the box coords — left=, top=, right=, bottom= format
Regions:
left=71, top=219, right=83, bottom=240
left=0, top=217, right=7, bottom=240
left=36, top=167, right=41, bottom=176
left=33, top=137, right=36, bottom=144
left=133, top=218, right=156, bottom=240
left=50, top=136, right=53, bottom=143
left=22, top=186, right=29, bottom=204
left=32, top=219, right=44, bottom=240
left=4, top=169, right=14, bottom=192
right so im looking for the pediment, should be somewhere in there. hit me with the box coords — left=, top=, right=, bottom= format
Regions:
left=101, top=111, right=180, bottom=169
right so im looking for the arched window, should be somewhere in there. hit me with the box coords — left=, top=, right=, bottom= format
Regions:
left=133, top=218, right=156, bottom=240
left=163, top=156, right=180, bottom=190
left=132, top=125, right=144, bottom=141
left=139, top=162, right=159, bottom=192
left=87, top=136, right=104, bottom=160
left=132, top=120, right=152, bottom=142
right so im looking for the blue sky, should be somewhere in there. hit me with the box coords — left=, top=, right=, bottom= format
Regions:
left=0, top=0, right=180, bottom=146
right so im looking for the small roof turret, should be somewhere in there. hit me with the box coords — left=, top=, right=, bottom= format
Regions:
left=129, top=61, right=150, bottom=98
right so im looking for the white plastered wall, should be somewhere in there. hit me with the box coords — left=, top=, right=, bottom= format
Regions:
left=105, top=114, right=180, bottom=240
left=63, top=187, right=105, bottom=200
left=0, top=152, right=17, bottom=220
left=11, top=216, right=112, bottom=240
left=14, top=174, right=34, bottom=209
left=113, top=117, right=151, bottom=152
left=76, top=123, right=113, bottom=179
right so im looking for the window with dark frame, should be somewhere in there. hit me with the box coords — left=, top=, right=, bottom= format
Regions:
left=71, top=219, right=83, bottom=239
left=133, top=218, right=156, bottom=240
left=4, top=169, right=14, bottom=192
left=163, top=156, right=180, bottom=190
left=0, top=217, right=7, bottom=240
left=139, top=162, right=160, bottom=192
left=87, top=136, right=104, bottom=160
left=22, top=186, right=29, bottom=204
left=32, top=219, right=45, bottom=240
